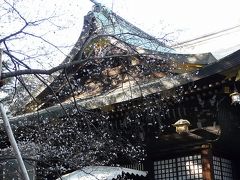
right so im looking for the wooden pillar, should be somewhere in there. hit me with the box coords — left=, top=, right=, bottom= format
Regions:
left=144, top=127, right=155, bottom=180
left=143, top=156, right=154, bottom=180
left=201, top=144, right=214, bottom=180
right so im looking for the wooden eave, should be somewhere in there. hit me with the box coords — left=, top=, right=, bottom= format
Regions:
left=2, top=49, right=240, bottom=126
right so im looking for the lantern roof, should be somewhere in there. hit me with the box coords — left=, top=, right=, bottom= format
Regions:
left=173, top=119, right=191, bottom=127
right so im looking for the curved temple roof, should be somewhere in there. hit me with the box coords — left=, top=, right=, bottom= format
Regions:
left=13, top=3, right=218, bottom=117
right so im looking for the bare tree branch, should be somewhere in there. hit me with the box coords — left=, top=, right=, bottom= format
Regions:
left=3, top=0, right=28, bottom=24
left=0, top=24, right=28, bottom=44
left=1, top=52, right=163, bottom=79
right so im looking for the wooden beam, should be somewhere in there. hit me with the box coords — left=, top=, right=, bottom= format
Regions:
left=201, top=144, right=214, bottom=180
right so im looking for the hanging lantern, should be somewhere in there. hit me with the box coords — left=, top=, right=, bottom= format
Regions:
left=230, top=92, right=240, bottom=105
left=172, top=119, right=190, bottom=134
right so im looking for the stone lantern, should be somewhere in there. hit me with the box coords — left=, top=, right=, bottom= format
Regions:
left=172, top=119, right=191, bottom=134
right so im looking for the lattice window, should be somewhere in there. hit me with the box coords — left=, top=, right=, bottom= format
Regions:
left=154, top=158, right=177, bottom=179
left=154, top=154, right=203, bottom=180
left=213, top=156, right=233, bottom=180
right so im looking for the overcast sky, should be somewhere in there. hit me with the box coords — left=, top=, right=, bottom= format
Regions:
left=54, top=0, right=240, bottom=59
left=95, top=0, right=240, bottom=58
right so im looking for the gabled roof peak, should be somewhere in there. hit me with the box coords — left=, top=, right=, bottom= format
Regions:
left=90, top=1, right=173, bottom=53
